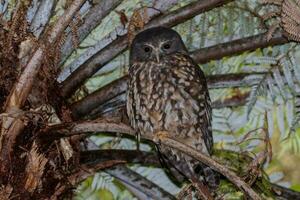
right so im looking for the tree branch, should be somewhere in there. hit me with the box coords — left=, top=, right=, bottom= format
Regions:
left=58, top=0, right=179, bottom=82
left=43, top=119, right=134, bottom=139
left=70, top=72, right=263, bottom=119
left=80, top=149, right=300, bottom=200
left=51, top=160, right=125, bottom=199
left=191, top=30, right=288, bottom=64
left=74, top=89, right=250, bottom=120
left=60, top=0, right=124, bottom=63
left=60, top=0, right=234, bottom=98
left=29, top=0, right=56, bottom=37
left=80, top=149, right=159, bottom=166
left=271, top=184, right=300, bottom=199
left=156, top=136, right=262, bottom=199
left=46, top=120, right=261, bottom=198
left=106, top=165, right=176, bottom=200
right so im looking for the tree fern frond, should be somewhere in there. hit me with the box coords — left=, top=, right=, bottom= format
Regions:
left=281, top=0, right=300, bottom=42
left=247, top=75, right=268, bottom=118
left=261, top=0, right=283, bottom=6
left=272, top=66, right=289, bottom=99
left=281, top=59, right=297, bottom=95
left=290, top=90, right=300, bottom=133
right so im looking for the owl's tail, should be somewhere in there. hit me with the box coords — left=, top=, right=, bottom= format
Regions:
left=195, top=163, right=220, bottom=189
left=157, top=145, right=220, bottom=189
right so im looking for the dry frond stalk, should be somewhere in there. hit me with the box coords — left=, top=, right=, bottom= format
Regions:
left=25, top=142, right=48, bottom=193
left=260, top=0, right=283, bottom=5
left=281, top=0, right=300, bottom=42
left=128, top=8, right=150, bottom=45
left=0, top=184, right=13, bottom=200
left=115, top=9, right=128, bottom=28
left=70, top=13, right=82, bottom=49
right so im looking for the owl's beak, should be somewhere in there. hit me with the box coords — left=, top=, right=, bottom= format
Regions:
left=155, top=53, right=160, bottom=63
left=153, top=50, right=161, bottom=63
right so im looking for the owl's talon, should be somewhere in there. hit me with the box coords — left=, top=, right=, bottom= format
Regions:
left=153, top=131, right=170, bottom=142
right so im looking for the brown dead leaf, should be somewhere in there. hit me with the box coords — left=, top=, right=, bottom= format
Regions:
left=115, top=9, right=128, bottom=28
left=25, top=142, right=48, bottom=193
left=0, top=184, right=13, bottom=200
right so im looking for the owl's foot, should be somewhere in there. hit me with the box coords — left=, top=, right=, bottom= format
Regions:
left=153, top=131, right=170, bottom=143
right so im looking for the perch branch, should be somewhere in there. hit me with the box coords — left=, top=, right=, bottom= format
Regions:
left=155, top=136, right=262, bottom=200
left=45, top=120, right=259, bottom=199
left=80, top=149, right=300, bottom=199
left=60, top=0, right=234, bottom=98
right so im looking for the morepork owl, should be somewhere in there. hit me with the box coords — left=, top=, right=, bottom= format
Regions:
left=127, top=27, right=219, bottom=189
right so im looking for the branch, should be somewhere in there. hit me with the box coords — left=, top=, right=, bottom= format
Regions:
left=47, top=120, right=261, bottom=198
left=80, top=149, right=175, bottom=199
left=71, top=72, right=264, bottom=119
left=60, top=0, right=123, bottom=63
left=271, top=184, right=300, bottom=199
left=51, top=160, right=125, bottom=199
left=80, top=149, right=159, bottom=166
left=106, top=165, right=176, bottom=200
left=80, top=149, right=300, bottom=200
left=58, top=0, right=178, bottom=82
left=60, top=0, right=234, bottom=98
left=75, top=90, right=250, bottom=120
left=29, top=0, right=56, bottom=37
left=43, top=120, right=134, bottom=139
left=156, top=136, right=262, bottom=200
left=191, top=30, right=288, bottom=64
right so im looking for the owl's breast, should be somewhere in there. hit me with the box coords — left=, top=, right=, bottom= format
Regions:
left=128, top=61, right=204, bottom=141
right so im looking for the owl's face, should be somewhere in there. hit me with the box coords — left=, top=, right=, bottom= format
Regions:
left=129, top=27, right=188, bottom=65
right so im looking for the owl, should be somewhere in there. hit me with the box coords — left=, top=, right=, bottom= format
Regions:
left=127, top=27, right=219, bottom=189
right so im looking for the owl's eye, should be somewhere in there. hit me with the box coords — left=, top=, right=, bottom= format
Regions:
left=163, top=43, right=171, bottom=50
left=144, top=46, right=151, bottom=52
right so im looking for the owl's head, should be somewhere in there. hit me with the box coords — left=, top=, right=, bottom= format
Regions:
left=129, top=27, right=188, bottom=65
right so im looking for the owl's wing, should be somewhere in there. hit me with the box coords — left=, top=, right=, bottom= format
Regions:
left=171, top=53, right=213, bottom=154
left=195, top=66, right=213, bottom=154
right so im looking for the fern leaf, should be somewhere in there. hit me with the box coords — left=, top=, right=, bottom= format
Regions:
left=281, top=59, right=297, bottom=95
left=272, top=67, right=289, bottom=99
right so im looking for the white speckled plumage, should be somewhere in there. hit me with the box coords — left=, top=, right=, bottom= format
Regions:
left=127, top=27, right=219, bottom=188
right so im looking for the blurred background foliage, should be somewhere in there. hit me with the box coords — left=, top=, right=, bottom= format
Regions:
left=3, top=0, right=300, bottom=199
